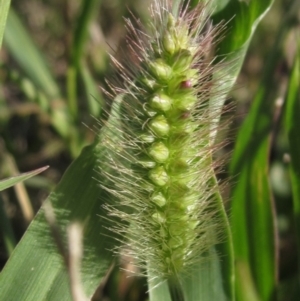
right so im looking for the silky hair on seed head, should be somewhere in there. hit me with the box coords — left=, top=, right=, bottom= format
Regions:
left=98, top=0, right=229, bottom=282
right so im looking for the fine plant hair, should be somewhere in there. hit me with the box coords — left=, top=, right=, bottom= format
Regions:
left=98, top=0, right=230, bottom=283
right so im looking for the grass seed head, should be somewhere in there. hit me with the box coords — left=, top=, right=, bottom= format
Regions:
left=100, top=0, right=228, bottom=280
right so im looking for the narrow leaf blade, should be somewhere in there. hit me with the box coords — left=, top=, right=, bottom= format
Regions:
left=4, top=9, right=60, bottom=98
left=0, top=0, right=10, bottom=48
left=0, top=101, right=124, bottom=300
left=284, top=49, right=300, bottom=278
left=0, top=166, right=49, bottom=192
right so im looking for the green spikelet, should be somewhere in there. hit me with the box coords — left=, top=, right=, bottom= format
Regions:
left=101, top=0, right=226, bottom=279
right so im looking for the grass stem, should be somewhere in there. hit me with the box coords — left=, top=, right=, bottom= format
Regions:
left=168, top=275, right=186, bottom=301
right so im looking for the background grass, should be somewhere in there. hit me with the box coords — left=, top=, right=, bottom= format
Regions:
left=0, top=0, right=299, bottom=300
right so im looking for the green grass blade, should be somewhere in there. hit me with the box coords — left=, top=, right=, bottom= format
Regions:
left=3, top=9, right=75, bottom=141
left=148, top=279, right=172, bottom=301
left=209, top=0, right=274, bottom=135
left=215, top=0, right=274, bottom=56
left=0, top=0, right=10, bottom=48
left=206, top=1, right=275, bottom=300
left=181, top=247, right=228, bottom=301
left=80, top=61, right=103, bottom=116
left=230, top=130, right=276, bottom=301
left=284, top=47, right=300, bottom=279
left=4, top=8, right=61, bottom=99
left=71, top=0, right=101, bottom=69
left=67, top=0, right=102, bottom=119
left=0, top=101, right=123, bottom=300
left=214, top=177, right=235, bottom=301
left=0, top=143, right=111, bottom=300
left=229, top=3, right=295, bottom=300
left=0, top=166, right=49, bottom=191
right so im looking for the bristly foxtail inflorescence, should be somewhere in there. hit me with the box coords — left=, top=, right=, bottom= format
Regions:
left=100, top=0, right=228, bottom=281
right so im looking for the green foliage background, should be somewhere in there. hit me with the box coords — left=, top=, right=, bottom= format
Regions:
left=0, top=0, right=299, bottom=300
